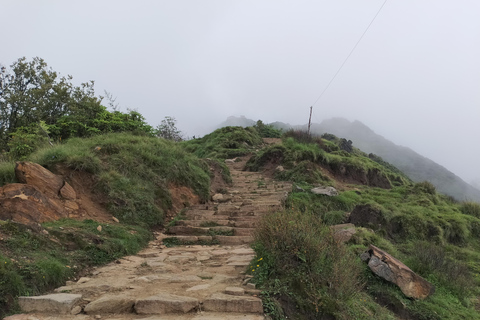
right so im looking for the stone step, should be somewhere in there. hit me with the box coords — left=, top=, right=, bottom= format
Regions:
left=177, top=220, right=255, bottom=228
left=167, top=225, right=234, bottom=236
left=216, top=236, right=253, bottom=245
left=162, top=235, right=214, bottom=245
left=203, top=293, right=263, bottom=314
left=5, top=312, right=266, bottom=320
left=19, top=293, right=82, bottom=314
left=135, top=293, right=199, bottom=314
left=234, top=228, right=255, bottom=236
left=177, top=219, right=231, bottom=227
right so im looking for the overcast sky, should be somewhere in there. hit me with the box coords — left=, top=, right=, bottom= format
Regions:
left=2, top=0, right=480, bottom=184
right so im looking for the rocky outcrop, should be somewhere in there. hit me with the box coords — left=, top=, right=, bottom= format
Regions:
left=361, top=245, right=435, bottom=300
left=0, top=184, right=67, bottom=224
left=0, top=162, right=79, bottom=225
left=15, top=162, right=76, bottom=200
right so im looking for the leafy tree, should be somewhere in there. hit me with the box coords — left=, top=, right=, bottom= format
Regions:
left=0, top=57, right=101, bottom=149
left=156, top=116, right=182, bottom=141
left=0, top=57, right=155, bottom=158
left=253, top=120, right=282, bottom=138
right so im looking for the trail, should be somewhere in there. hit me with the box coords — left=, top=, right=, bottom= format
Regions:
left=8, top=153, right=291, bottom=320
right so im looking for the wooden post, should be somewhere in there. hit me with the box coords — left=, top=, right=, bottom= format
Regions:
left=307, top=106, right=313, bottom=135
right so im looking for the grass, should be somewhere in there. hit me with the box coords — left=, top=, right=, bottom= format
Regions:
left=266, top=180, right=480, bottom=318
left=183, top=126, right=263, bottom=159
left=0, top=219, right=150, bottom=317
left=246, top=134, right=408, bottom=189
left=11, top=133, right=213, bottom=227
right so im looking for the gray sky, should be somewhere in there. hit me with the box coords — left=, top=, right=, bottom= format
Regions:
left=2, top=0, right=480, bottom=184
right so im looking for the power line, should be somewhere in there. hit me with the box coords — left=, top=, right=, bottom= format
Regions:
left=311, top=0, right=388, bottom=107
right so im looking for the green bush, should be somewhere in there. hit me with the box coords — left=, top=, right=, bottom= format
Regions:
left=460, top=201, right=480, bottom=218
left=252, top=210, right=363, bottom=318
left=183, top=126, right=263, bottom=159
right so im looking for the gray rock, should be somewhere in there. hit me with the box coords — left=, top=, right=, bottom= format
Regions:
left=84, top=296, right=135, bottom=314
left=18, top=293, right=82, bottom=314
left=310, top=186, right=338, bottom=196
left=135, top=293, right=199, bottom=314
left=362, top=245, right=435, bottom=299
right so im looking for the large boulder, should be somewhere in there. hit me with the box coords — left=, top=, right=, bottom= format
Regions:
left=0, top=162, right=80, bottom=225
left=15, top=162, right=76, bottom=200
left=0, top=184, right=67, bottom=224
left=361, top=245, right=435, bottom=300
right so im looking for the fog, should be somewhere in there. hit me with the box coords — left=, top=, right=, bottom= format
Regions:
left=2, top=0, right=479, bottom=184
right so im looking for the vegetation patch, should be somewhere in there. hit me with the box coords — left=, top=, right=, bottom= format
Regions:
left=0, top=219, right=150, bottom=317
left=5, top=133, right=212, bottom=227
left=183, top=126, right=263, bottom=159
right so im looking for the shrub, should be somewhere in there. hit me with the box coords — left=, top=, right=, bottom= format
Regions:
left=252, top=210, right=362, bottom=318
left=459, top=201, right=480, bottom=218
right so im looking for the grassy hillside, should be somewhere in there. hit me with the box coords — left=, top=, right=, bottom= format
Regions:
left=0, top=132, right=218, bottom=316
left=244, top=131, right=480, bottom=319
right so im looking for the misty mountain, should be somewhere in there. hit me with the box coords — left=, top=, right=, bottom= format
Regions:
left=218, top=116, right=480, bottom=202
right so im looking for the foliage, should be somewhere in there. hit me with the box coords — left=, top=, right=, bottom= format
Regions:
left=251, top=210, right=365, bottom=319
left=460, top=201, right=480, bottom=218
left=156, top=116, right=183, bottom=141
left=6, top=121, right=51, bottom=159
left=253, top=120, right=282, bottom=138
left=0, top=57, right=100, bottom=150
left=0, top=57, right=154, bottom=159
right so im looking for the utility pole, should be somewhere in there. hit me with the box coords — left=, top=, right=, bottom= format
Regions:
left=307, top=106, right=313, bottom=136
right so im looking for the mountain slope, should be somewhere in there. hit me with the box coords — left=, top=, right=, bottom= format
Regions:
left=309, top=118, right=480, bottom=202
left=217, top=116, right=480, bottom=202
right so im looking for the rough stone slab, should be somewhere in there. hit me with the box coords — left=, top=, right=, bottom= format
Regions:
left=186, top=284, right=212, bottom=291
left=225, top=287, right=245, bottom=296
left=19, top=293, right=82, bottom=314
left=216, top=236, right=253, bottom=245
left=203, top=293, right=263, bottom=313
left=84, top=295, right=135, bottom=314
left=231, top=248, right=255, bottom=255
left=138, top=250, right=159, bottom=258
left=227, top=255, right=254, bottom=263
left=166, top=255, right=196, bottom=263
left=135, top=293, right=199, bottom=314
left=364, top=245, right=435, bottom=299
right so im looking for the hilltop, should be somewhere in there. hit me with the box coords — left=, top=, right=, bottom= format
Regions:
left=219, top=116, right=480, bottom=203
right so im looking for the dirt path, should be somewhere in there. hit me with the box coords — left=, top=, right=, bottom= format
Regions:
left=7, top=156, right=291, bottom=320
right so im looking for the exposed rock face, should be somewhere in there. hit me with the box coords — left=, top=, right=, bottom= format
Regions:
left=15, top=162, right=76, bottom=200
left=0, top=162, right=79, bottom=224
left=311, top=186, right=338, bottom=196
left=361, top=245, right=435, bottom=300
left=0, top=184, right=67, bottom=224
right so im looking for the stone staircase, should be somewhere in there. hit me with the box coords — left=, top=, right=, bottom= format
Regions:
left=7, top=157, right=291, bottom=320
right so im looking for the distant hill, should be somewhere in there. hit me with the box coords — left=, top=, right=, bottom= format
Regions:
left=217, top=116, right=256, bottom=128
left=218, top=116, right=480, bottom=202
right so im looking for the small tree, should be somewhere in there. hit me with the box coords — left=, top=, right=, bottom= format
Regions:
left=156, top=116, right=182, bottom=141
